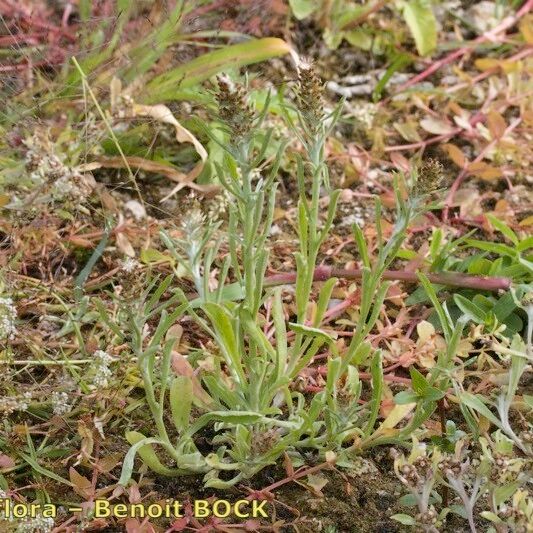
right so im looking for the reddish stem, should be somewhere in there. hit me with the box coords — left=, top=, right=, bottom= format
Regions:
left=443, top=117, right=522, bottom=221
left=316, top=365, right=411, bottom=384
left=384, top=112, right=484, bottom=152
left=264, top=265, right=511, bottom=292
left=394, top=0, right=533, bottom=94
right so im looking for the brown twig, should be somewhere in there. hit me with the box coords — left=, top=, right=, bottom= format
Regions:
left=264, top=265, right=511, bottom=292
left=243, top=462, right=332, bottom=500
left=443, top=117, right=522, bottom=221
left=384, top=112, right=484, bottom=153
left=393, top=0, right=533, bottom=95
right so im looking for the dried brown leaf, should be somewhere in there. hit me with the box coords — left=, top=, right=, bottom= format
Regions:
left=69, top=467, right=93, bottom=499
left=420, top=117, right=455, bottom=135
left=443, top=143, right=468, bottom=168
left=116, top=232, right=135, bottom=258
left=0, top=453, right=15, bottom=468
left=83, top=157, right=219, bottom=196
left=468, top=162, right=502, bottom=180
left=487, top=110, right=506, bottom=139
left=519, top=14, right=533, bottom=44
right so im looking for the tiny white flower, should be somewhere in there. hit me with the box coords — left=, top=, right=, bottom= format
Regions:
left=350, top=101, right=377, bottom=130
left=15, top=514, right=54, bottom=533
left=93, top=365, right=112, bottom=388
left=51, top=391, right=71, bottom=416
left=121, top=257, right=140, bottom=273
left=94, top=350, right=114, bottom=365
left=0, top=392, right=31, bottom=414
left=0, top=296, right=17, bottom=341
left=90, top=350, right=115, bottom=389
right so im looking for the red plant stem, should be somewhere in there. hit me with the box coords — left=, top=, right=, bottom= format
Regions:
left=245, top=462, right=332, bottom=499
left=2, top=0, right=77, bottom=41
left=384, top=112, right=484, bottom=152
left=445, top=47, right=533, bottom=94
left=443, top=117, right=522, bottom=221
left=0, top=58, right=64, bottom=72
left=264, top=265, right=511, bottom=292
left=316, top=366, right=412, bottom=384
left=0, top=34, right=45, bottom=46
left=394, top=0, right=533, bottom=94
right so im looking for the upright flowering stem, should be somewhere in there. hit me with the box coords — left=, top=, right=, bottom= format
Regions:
left=214, top=78, right=278, bottom=318
left=287, top=62, right=341, bottom=364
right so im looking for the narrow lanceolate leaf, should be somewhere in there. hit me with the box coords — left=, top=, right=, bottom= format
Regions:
left=364, top=351, right=384, bottom=437
left=454, top=294, right=487, bottom=324
left=184, top=411, right=265, bottom=440
left=144, top=38, right=293, bottom=102
left=458, top=392, right=501, bottom=428
left=289, top=0, right=320, bottom=19
left=288, top=322, right=332, bottom=340
left=20, top=454, right=73, bottom=487
left=170, top=376, right=193, bottom=433
left=401, top=0, right=437, bottom=56
left=486, top=214, right=518, bottom=245
left=203, top=303, right=246, bottom=384
left=121, top=433, right=180, bottom=482
left=391, top=514, right=416, bottom=525
left=377, top=402, right=416, bottom=431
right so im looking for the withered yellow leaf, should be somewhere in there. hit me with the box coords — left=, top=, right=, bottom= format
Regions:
left=487, top=110, right=506, bottom=139
left=474, top=58, right=519, bottom=74
left=474, top=58, right=500, bottom=71
left=443, top=143, right=468, bottom=167
left=420, top=117, right=455, bottom=135
left=468, top=162, right=502, bottom=180
left=519, top=14, right=533, bottom=44
left=519, top=215, right=533, bottom=227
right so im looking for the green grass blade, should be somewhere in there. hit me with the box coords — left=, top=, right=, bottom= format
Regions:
left=143, top=38, right=292, bottom=102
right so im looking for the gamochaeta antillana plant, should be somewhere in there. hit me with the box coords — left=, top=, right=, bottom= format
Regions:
left=392, top=430, right=532, bottom=532
left=118, top=65, right=457, bottom=488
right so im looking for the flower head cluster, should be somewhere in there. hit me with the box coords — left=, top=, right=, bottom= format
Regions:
left=50, top=171, right=92, bottom=202
left=0, top=296, right=17, bottom=341
left=351, top=101, right=377, bottom=130
left=415, top=507, right=438, bottom=528
left=112, top=93, right=134, bottom=120
left=251, top=428, right=280, bottom=456
left=438, top=455, right=465, bottom=479
left=413, top=159, right=445, bottom=197
left=15, top=515, right=55, bottom=533
left=215, top=77, right=255, bottom=141
left=0, top=391, right=32, bottom=415
left=519, top=429, right=533, bottom=444
left=91, top=350, right=114, bottom=389
left=393, top=443, right=437, bottom=489
left=206, top=190, right=231, bottom=221
left=51, top=391, right=71, bottom=416
left=24, top=132, right=94, bottom=204
left=497, top=489, right=533, bottom=533
left=295, top=60, right=325, bottom=136
left=121, top=257, right=141, bottom=274
left=181, top=208, right=206, bottom=245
